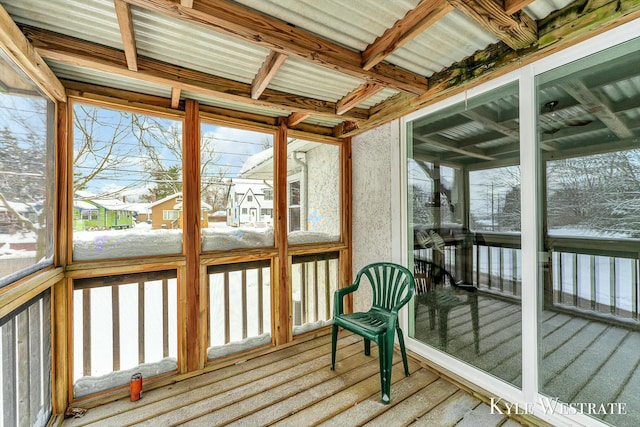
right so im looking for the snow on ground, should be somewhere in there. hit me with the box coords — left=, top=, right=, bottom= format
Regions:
left=73, top=357, right=178, bottom=398
left=207, top=333, right=272, bottom=360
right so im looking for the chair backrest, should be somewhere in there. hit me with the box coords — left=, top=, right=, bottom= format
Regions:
left=357, top=262, right=415, bottom=311
left=413, top=258, right=457, bottom=295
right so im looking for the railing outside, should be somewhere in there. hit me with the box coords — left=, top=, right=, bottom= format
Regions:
left=72, top=271, right=178, bottom=398
left=1, top=291, right=51, bottom=427
left=548, top=236, right=640, bottom=322
left=207, top=260, right=272, bottom=360
left=465, top=233, right=640, bottom=325
left=291, top=252, right=339, bottom=335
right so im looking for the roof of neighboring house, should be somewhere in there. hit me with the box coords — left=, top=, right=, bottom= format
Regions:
left=149, top=192, right=182, bottom=208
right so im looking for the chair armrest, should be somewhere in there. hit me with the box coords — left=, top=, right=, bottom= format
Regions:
left=333, top=282, right=359, bottom=316
left=452, top=281, right=478, bottom=292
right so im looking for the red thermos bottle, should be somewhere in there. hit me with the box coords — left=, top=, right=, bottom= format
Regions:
left=130, top=373, right=142, bottom=401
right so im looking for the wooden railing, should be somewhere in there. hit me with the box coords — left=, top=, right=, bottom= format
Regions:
left=291, top=251, right=339, bottom=334
left=547, top=236, right=640, bottom=322
left=427, top=232, right=640, bottom=325
left=206, top=260, right=272, bottom=360
left=1, top=291, right=51, bottom=427
left=473, top=232, right=522, bottom=298
left=72, top=270, right=178, bottom=397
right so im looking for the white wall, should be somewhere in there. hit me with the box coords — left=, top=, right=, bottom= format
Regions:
left=351, top=119, right=400, bottom=311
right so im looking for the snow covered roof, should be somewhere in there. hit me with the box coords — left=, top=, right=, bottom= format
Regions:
left=150, top=193, right=182, bottom=208
left=238, top=139, right=319, bottom=179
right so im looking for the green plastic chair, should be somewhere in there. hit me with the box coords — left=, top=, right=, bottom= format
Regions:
left=331, top=262, right=415, bottom=404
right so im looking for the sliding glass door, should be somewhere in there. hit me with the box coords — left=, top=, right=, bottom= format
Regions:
left=407, top=81, right=522, bottom=387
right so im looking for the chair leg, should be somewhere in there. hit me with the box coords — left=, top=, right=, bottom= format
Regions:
left=438, top=309, right=450, bottom=351
left=471, top=296, right=480, bottom=355
left=331, top=324, right=338, bottom=370
left=381, top=332, right=395, bottom=404
left=429, top=307, right=436, bottom=330
left=376, top=338, right=386, bottom=404
left=364, top=338, right=371, bottom=356
left=396, top=326, right=410, bottom=377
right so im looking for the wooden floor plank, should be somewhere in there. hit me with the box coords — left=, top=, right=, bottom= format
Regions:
left=182, top=350, right=382, bottom=427
left=540, top=321, right=608, bottom=391
left=543, top=326, right=627, bottom=401
left=128, top=341, right=367, bottom=427
left=316, top=368, right=439, bottom=427
left=58, top=330, right=531, bottom=427
left=67, top=334, right=361, bottom=426
left=363, top=377, right=459, bottom=427
left=269, top=362, right=417, bottom=427
left=64, top=333, right=358, bottom=426
left=408, top=389, right=481, bottom=426
left=455, top=402, right=506, bottom=427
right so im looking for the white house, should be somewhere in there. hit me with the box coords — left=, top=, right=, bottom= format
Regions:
left=226, top=179, right=273, bottom=227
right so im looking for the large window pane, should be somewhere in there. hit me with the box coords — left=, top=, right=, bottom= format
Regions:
left=72, top=104, right=183, bottom=260
left=408, top=82, right=522, bottom=387
left=537, top=38, right=640, bottom=427
left=0, top=49, right=54, bottom=287
left=200, top=123, right=274, bottom=251
left=287, top=139, right=340, bottom=244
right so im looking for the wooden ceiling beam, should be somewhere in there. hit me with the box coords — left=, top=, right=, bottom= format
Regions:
left=504, top=0, right=535, bottom=15
left=251, top=51, right=288, bottom=100
left=114, top=0, right=138, bottom=72
left=339, top=0, right=640, bottom=137
left=559, top=79, right=633, bottom=139
left=170, top=87, right=181, bottom=109
left=361, top=0, right=453, bottom=71
left=122, top=0, right=428, bottom=95
left=286, top=112, right=310, bottom=127
left=448, top=0, right=537, bottom=50
left=180, top=0, right=194, bottom=7
left=0, top=5, right=66, bottom=101
left=414, top=134, right=496, bottom=160
left=336, top=82, right=386, bottom=115
left=20, top=25, right=369, bottom=122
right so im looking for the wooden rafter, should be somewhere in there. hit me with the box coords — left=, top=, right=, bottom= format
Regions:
left=251, top=51, right=288, bottom=100
left=504, top=0, right=535, bottom=15
left=559, top=79, right=633, bottom=139
left=0, top=5, right=66, bottom=101
left=180, top=0, right=194, bottom=7
left=341, top=0, right=640, bottom=137
left=20, top=25, right=369, bottom=122
left=170, top=87, right=181, bottom=109
left=122, top=0, right=428, bottom=95
left=114, top=0, right=138, bottom=72
left=448, top=0, right=537, bottom=50
left=286, top=112, right=310, bottom=127
left=461, top=108, right=519, bottom=138
left=413, top=134, right=496, bottom=160
left=361, top=0, right=453, bottom=71
left=336, top=82, right=386, bottom=115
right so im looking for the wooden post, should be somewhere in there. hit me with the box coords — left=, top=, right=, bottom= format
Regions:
left=274, top=119, right=290, bottom=345
left=340, top=137, right=353, bottom=313
left=184, top=99, right=201, bottom=372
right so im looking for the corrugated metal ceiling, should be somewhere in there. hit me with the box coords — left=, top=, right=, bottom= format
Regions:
left=0, top=0, right=617, bottom=133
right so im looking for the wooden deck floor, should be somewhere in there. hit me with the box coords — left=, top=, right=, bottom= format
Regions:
left=60, top=332, right=527, bottom=427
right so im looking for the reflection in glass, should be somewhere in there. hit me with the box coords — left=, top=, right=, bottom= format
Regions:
left=0, top=49, right=54, bottom=287
left=200, top=123, right=274, bottom=251
left=72, top=104, right=183, bottom=260
left=537, top=38, right=640, bottom=426
left=408, top=82, right=522, bottom=387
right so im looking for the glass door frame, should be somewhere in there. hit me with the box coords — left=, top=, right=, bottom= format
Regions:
left=398, top=18, right=640, bottom=427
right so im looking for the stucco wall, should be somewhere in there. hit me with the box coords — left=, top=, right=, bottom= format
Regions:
left=351, top=120, right=399, bottom=312
left=305, top=142, right=340, bottom=237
